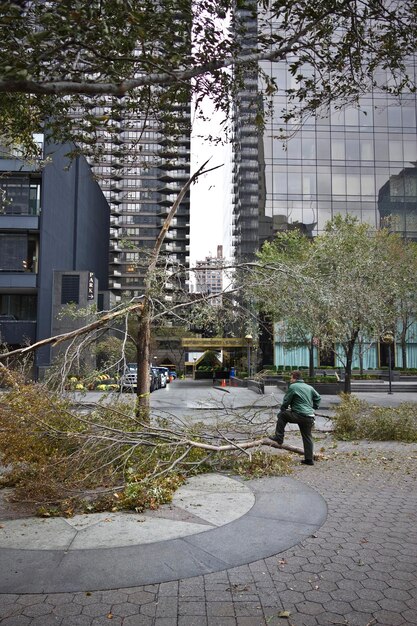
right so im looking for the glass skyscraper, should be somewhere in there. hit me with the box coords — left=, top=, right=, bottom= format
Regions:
left=232, top=8, right=417, bottom=258
left=262, top=60, right=417, bottom=240
left=231, top=6, right=417, bottom=368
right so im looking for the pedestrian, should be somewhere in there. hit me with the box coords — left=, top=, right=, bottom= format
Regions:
left=269, top=370, right=321, bottom=465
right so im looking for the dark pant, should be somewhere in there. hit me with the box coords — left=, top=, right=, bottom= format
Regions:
left=275, top=409, right=315, bottom=462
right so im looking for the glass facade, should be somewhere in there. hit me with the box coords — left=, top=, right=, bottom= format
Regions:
left=232, top=6, right=417, bottom=256
left=260, top=60, right=417, bottom=241
left=231, top=8, right=417, bottom=368
left=0, top=176, right=41, bottom=216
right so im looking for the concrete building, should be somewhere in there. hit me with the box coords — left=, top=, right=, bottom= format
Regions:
left=194, top=245, right=224, bottom=304
left=90, top=108, right=191, bottom=300
left=0, top=141, right=111, bottom=376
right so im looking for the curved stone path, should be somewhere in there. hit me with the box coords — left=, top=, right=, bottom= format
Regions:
left=0, top=473, right=327, bottom=594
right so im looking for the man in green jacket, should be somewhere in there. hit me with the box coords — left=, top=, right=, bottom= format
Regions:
left=270, top=370, right=321, bottom=465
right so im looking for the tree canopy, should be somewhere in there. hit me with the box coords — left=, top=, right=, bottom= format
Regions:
left=1, top=0, right=417, bottom=156
left=251, top=216, right=417, bottom=391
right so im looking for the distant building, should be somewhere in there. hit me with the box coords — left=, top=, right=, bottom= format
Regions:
left=0, top=141, right=111, bottom=377
left=90, top=107, right=191, bottom=300
left=195, top=245, right=224, bottom=305
left=86, top=9, right=192, bottom=302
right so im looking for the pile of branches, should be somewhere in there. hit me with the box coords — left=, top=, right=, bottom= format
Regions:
left=0, top=378, right=298, bottom=516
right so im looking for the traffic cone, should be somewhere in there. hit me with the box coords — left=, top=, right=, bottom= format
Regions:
left=221, top=379, right=226, bottom=387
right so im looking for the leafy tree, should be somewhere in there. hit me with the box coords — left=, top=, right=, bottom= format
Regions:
left=382, top=234, right=417, bottom=369
left=1, top=0, right=417, bottom=156
left=313, top=216, right=399, bottom=391
left=250, top=230, right=320, bottom=376
left=251, top=216, right=406, bottom=392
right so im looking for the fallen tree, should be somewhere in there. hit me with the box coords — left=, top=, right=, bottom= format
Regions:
left=0, top=378, right=310, bottom=515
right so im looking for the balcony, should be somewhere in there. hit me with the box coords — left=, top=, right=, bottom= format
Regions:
left=0, top=215, right=39, bottom=231
left=0, top=272, right=37, bottom=289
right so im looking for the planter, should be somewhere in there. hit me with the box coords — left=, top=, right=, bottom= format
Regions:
left=276, top=380, right=343, bottom=395
left=194, top=370, right=230, bottom=380
left=311, top=382, right=344, bottom=395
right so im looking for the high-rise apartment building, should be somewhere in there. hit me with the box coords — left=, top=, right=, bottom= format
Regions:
left=195, top=245, right=224, bottom=305
left=91, top=109, right=191, bottom=301
left=88, top=8, right=192, bottom=302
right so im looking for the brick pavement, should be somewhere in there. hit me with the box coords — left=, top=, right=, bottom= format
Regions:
left=1, top=438, right=417, bottom=626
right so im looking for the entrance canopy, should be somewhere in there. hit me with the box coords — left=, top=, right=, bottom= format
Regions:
left=181, top=337, right=250, bottom=349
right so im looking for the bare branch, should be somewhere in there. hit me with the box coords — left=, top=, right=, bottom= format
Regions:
left=0, top=301, right=143, bottom=360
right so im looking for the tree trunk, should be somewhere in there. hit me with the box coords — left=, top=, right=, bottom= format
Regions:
left=401, top=329, right=407, bottom=370
left=136, top=303, right=151, bottom=419
left=358, top=337, right=364, bottom=375
left=133, top=159, right=219, bottom=419
left=343, top=331, right=359, bottom=394
left=309, top=338, right=315, bottom=377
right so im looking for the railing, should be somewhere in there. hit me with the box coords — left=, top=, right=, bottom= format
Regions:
left=230, top=376, right=265, bottom=394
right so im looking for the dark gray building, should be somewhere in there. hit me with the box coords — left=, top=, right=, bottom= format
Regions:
left=0, top=141, right=110, bottom=376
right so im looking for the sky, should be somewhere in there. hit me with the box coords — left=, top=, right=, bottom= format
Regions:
left=189, top=106, right=231, bottom=266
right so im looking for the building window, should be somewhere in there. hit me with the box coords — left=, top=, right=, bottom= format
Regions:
left=0, top=234, right=37, bottom=272
left=0, top=177, right=41, bottom=215
left=61, top=275, right=80, bottom=304
left=0, top=294, right=37, bottom=320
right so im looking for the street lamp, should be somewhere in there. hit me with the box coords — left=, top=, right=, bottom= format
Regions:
left=383, top=333, right=394, bottom=395
left=245, top=334, right=253, bottom=378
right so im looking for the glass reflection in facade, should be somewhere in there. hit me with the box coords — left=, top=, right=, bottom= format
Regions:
left=261, top=59, right=417, bottom=242
left=231, top=15, right=417, bottom=257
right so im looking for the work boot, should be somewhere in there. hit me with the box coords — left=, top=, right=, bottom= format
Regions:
left=301, top=459, right=314, bottom=465
left=268, top=435, right=283, bottom=444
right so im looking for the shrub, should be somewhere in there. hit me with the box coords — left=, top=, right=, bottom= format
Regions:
left=332, top=394, right=417, bottom=442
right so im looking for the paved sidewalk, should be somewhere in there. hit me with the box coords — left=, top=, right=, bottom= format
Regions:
left=1, top=382, right=417, bottom=625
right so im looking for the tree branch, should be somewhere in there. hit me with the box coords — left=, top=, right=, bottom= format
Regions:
left=0, top=301, right=143, bottom=360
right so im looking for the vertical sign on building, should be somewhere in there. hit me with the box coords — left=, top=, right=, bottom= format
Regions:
left=87, top=272, right=95, bottom=300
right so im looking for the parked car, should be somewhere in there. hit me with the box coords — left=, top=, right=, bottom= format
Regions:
left=120, top=363, right=161, bottom=392
left=150, top=367, right=162, bottom=391
left=120, top=363, right=138, bottom=392
left=154, top=366, right=170, bottom=387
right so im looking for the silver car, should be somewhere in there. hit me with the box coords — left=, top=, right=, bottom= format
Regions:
left=120, top=363, right=138, bottom=391
left=120, top=363, right=161, bottom=392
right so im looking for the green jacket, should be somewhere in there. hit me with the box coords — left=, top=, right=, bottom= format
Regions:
left=281, top=380, right=321, bottom=416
